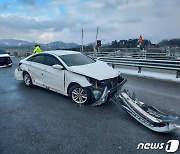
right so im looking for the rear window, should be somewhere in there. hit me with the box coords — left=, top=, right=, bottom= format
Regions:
left=27, top=55, right=45, bottom=64
left=0, top=49, right=7, bottom=54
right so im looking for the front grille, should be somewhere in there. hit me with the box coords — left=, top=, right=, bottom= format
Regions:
left=98, top=76, right=124, bottom=90
left=0, top=57, right=12, bottom=66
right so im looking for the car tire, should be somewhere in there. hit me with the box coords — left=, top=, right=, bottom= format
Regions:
left=23, top=72, right=33, bottom=87
left=69, top=84, right=91, bottom=104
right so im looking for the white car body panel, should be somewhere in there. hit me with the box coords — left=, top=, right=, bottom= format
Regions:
left=0, top=64, right=12, bottom=68
left=28, top=62, right=46, bottom=86
left=64, top=71, right=91, bottom=93
left=0, top=54, right=10, bottom=58
left=45, top=50, right=80, bottom=56
left=15, top=50, right=121, bottom=98
left=14, top=69, right=23, bottom=80
left=43, top=65, right=65, bottom=94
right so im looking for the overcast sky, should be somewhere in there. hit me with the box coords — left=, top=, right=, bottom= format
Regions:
left=0, top=0, right=180, bottom=44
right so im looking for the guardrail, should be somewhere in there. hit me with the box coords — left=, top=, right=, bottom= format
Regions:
left=97, top=57, right=180, bottom=78
left=84, top=47, right=180, bottom=60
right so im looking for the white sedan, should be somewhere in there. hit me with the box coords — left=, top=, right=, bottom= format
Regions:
left=15, top=50, right=125, bottom=105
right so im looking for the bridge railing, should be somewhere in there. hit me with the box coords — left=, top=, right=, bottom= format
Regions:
left=97, top=57, right=180, bottom=78
left=84, top=47, right=180, bottom=60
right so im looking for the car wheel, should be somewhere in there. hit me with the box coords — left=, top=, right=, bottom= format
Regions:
left=23, top=72, right=33, bottom=87
left=69, top=85, right=91, bottom=104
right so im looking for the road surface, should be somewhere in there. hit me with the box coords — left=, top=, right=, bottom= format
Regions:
left=0, top=57, right=180, bottom=154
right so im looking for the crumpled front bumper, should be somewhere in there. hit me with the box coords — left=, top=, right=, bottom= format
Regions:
left=92, top=78, right=127, bottom=106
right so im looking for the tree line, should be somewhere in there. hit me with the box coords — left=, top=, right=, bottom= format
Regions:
left=158, top=39, right=180, bottom=47
left=63, top=38, right=180, bottom=52
left=108, top=39, right=154, bottom=48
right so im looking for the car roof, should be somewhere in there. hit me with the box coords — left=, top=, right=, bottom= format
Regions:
left=43, top=50, right=81, bottom=56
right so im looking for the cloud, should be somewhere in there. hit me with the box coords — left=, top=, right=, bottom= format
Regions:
left=17, top=0, right=35, bottom=5
left=0, top=0, right=180, bottom=44
left=51, top=0, right=76, bottom=4
left=121, top=17, right=142, bottom=23
left=84, top=2, right=104, bottom=9
left=0, top=13, right=78, bottom=32
left=0, top=4, right=9, bottom=11
left=0, top=14, right=51, bottom=32
left=39, top=32, right=54, bottom=41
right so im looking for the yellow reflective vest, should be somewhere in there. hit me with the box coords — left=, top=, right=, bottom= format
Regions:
left=33, top=46, right=42, bottom=54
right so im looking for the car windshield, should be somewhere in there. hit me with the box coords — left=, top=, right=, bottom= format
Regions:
left=60, top=53, right=95, bottom=67
left=0, top=49, right=7, bottom=54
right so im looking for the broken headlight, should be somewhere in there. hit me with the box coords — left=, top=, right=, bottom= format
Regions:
left=86, top=77, right=98, bottom=88
left=86, top=77, right=105, bottom=100
left=92, top=90, right=102, bottom=100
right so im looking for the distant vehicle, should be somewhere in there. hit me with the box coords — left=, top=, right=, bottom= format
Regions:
left=0, top=48, right=12, bottom=68
left=14, top=50, right=124, bottom=105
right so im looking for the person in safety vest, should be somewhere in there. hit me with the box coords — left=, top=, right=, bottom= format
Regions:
left=33, top=44, right=42, bottom=54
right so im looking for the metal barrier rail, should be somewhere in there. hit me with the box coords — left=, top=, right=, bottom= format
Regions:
left=84, top=47, right=180, bottom=60
left=98, top=57, right=180, bottom=78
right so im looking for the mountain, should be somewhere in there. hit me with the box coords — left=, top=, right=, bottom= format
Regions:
left=158, top=39, right=180, bottom=47
left=0, top=39, right=79, bottom=49
left=42, top=41, right=79, bottom=50
left=0, top=39, right=34, bottom=47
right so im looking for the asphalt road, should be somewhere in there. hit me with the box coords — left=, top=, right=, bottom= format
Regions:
left=0, top=57, right=180, bottom=154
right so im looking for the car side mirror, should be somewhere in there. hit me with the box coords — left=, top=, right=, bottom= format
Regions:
left=52, top=64, right=63, bottom=70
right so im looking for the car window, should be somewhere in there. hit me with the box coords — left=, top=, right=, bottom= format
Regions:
left=60, top=53, right=95, bottom=67
left=27, top=55, right=45, bottom=64
left=44, top=55, right=61, bottom=66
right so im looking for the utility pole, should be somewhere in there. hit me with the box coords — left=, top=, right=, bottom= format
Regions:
left=94, top=27, right=99, bottom=57
left=96, top=27, right=99, bottom=44
left=81, top=28, right=84, bottom=52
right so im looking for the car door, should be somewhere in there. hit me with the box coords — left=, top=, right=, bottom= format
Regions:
left=27, top=54, right=46, bottom=86
left=43, top=54, right=65, bottom=93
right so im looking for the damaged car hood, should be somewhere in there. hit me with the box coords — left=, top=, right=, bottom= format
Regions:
left=68, top=60, right=120, bottom=80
